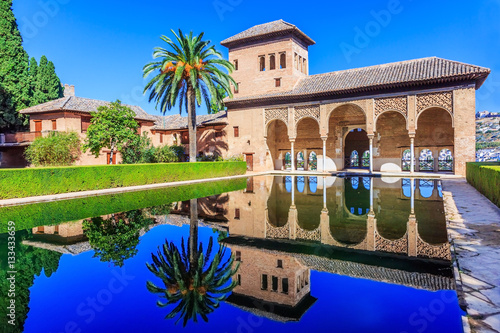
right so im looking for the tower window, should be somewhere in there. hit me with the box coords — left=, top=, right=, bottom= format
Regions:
left=234, top=83, right=239, bottom=94
left=280, top=53, right=286, bottom=69
left=303, top=58, right=307, bottom=74
left=282, top=278, right=289, bottom=294
left=277, top=259, right=283, bottom=268
left=262, top=274, right=268, bottom=290
left=275, top=78, right=281, bottom=87
left=234, top=126, right=239, bottom=137
left=259, top=56, right=266, bottom=71
left=269, top=54, right=276, bottom=70
left=234, top=59, right=238, bottom=71
left=272, top=276, right=278, bottom=292
left=294, top=53, right=298, bottom=69
left=235, top=208, right=240, bottom=219
left=235, top=251, right=241, bottom=261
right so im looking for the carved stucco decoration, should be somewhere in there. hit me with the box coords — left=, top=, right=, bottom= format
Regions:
left=375, top=232, right=408, bottom=254
left=296, top=226, right=321, bottom=242
left=417, top=237, right=451, bottom=260
left=266, top=221, right=290, bottom=239
left=416, top=91, right=453, bottom=114
left=265, top=107, right=288, bottom=126
left=374, top=96, right=408, bottom=117
left=295, top=104, right=320, bottom=124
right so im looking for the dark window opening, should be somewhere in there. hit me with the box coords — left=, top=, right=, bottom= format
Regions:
left=181, top=132, right=189, bottom=144
left=282, top=278, right=289, bottom=294
left=261, top=274, right=268, bottom=290
left=237, top=274, right=241, bottom=286
left=259, top=56, right=265, bottom=71
left=280, top=53, right=286, bottom=69
left=234, top=126, right=239, bottom=137
left=271, top=276, right=278, bottom=292
left=234, top=59, right=238, bottom=71
left=275, top=78, right=281, bottom=87
left=235, top=251, right=241, bottom=261
left=235, top=208, right=240, bottom=220
left=51, top=119, right=57, bottom=130
left=269, top=54, right=276, bottom=70
left=277, top=259, right=283, bottom=268
left=234, top=83, right=239, bottom=94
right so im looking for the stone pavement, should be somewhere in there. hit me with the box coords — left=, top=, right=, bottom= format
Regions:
left=443, top=179, right=500, bottom=333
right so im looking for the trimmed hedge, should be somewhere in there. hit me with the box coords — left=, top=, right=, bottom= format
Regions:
left=0, top=161, right=246, bottom=199
left=466, top=162, right=500, bottom=208
left=0, top=178, right=247, bottom=233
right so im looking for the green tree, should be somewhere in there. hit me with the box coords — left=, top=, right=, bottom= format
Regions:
left=0, top=0, right=30, bottom=131
left=146, top=199, right=239, bottom=326
left=83, top=209, right=155, bottom=267
left=143, top=30, right=236, bottom=162
left=24, top=131, right=81, bottom=166
left=209, top=84, right=228, bottom=114
left=83, top=100, right=139, bottom=164
left=33, top=55, right=63, bottom=104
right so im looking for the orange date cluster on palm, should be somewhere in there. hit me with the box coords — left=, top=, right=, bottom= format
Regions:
left=161, top=60, right=205, bottom=77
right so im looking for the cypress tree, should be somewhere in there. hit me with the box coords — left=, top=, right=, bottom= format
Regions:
left=0, top=0, right=30, bottom=131
left=33, top=55, right=63, bottom=105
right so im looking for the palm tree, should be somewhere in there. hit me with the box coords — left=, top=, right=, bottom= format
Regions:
left=143, top=30, right=236, bottom=162
left=146, top=199, right=239, bottom=326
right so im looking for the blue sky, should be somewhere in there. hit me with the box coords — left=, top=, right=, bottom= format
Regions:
left=14, top=0, right=500, bottom=116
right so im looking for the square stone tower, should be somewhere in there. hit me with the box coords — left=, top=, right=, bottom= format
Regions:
left=221, top=20, right=315, bottom=98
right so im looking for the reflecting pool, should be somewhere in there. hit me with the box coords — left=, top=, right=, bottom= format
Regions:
left=0, top=176, right=464, bottom=333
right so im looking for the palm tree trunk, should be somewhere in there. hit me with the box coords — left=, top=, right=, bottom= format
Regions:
left=187, top=84, right=197, bottom=162
left=189, top=198, right=199, bottom=272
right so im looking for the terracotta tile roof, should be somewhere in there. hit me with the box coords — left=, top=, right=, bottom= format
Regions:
left=152, top=111, right=228, bottom=130
left=19, top=96, right=154, bottom=122
left=225, top=57, right=491, bottom=106
left=221, top=19, right=315, bottom=47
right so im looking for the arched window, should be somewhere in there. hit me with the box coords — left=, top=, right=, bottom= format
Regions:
left=297, top=176, right=305, bottom=192
left=351, top=177, right=359, bottom=190
left=402, top=178, right=412, bottom=198
left=438, top=149, right=453, bottom=171
left=309, top=176, right=317, bottom=193
left=362, top=150, right=370, bottom=168
left=303, top=58, right=307, bottom=74
left=402, top=149, right=411, bottom=171
left=284, top=152, right=292, bottom=170
left=308, top=151, right=317, bottom=171
left=297, top=152, right=305, bottom=170
left=419, top=149, right=434, bottom=171
left=350, top=150, right=359, bottom=167
left=362, top=177, right=370, bottom=190
left=259, top=56, right=265, bottom=71
left=280, top=53, right=286, bottom=69
left=419, top=179, right=434, bottom=198
left=269, top=54, right=276, bottom=70
left=285, top=176, right=292, bottom=193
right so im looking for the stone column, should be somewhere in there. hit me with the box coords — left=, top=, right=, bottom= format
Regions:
left=323, top=177, right=327, bottom=209
left=291, top=140, right=295, bottom=172
left=368, top=135, right=374, bottom=173
left=407, top=214, right=417, bottom=257
left=291, top=175, right=295, bottom=205
left=410, top=178, right=415, bottom=214
left=410, top=135, right=415, bottom=174
left=366, top=213, right=376, bottom=251
left=322, top=137, right=327, bottom=172
left=369, top=177, right=374, bottom=210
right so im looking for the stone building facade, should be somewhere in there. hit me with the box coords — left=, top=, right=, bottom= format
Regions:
left=221, top=20, right=490, bottom=176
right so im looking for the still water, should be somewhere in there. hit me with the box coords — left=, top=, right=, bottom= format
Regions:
left=0, top=176, right=463, bottom=333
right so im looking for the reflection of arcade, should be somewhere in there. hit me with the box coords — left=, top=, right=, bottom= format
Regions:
left=222, top=176, right=454, bottom=320
left=255, top=176, right=449, bottom=260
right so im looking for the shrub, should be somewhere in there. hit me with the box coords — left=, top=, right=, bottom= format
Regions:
left=466, top=162, right=500, bottom=207
left=24, top=131, right=81, bottom=166
left=155, top=145, right=180, bottom=163
left=0, top=161, right=247, bottom=199
left=120, top=132, right=184, bottom=164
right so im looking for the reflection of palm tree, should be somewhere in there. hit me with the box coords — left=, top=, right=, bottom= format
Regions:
left=146, top=199, right=239, bottom=326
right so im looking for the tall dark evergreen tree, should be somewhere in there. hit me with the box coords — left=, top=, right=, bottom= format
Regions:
left=0, top=0, right=30, bottom=131
left=34, top=56, right=63, bottom=104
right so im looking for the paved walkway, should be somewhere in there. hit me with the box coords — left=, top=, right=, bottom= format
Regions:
left=443, top=179, right=500, bottom=333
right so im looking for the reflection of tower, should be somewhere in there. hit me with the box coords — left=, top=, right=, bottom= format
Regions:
left=225, top=244, right=317, bottom=321
left=31, top=220, right=86, bottom=245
